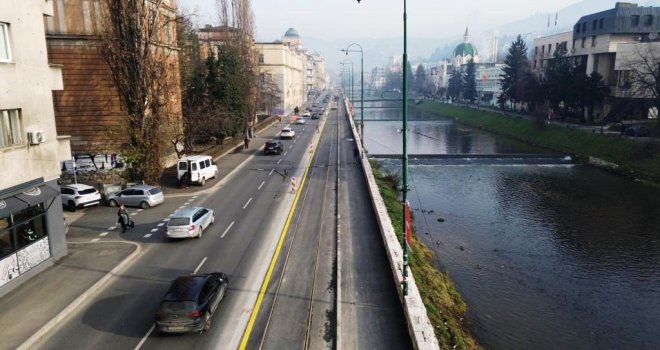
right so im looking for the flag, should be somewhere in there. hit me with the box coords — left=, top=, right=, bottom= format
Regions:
left=547, top=14, right=550, bottom=28
left=555, top=12, right=558, bottom=26
left=404, top=200, right=413, bottom=249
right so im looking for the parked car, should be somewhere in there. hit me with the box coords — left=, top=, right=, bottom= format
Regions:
left=295, top=117, right=306, bottom=125
left=166, top=207, right=214, bottom=239
left=264, top=140, right=284, bottom=155
left=624, top=124, right=651, bottom=137
left=177, top=155, right=218, bottom=186
left=280, top=127, right=295, bottom=139
left=107, top=184, right=164, bottom=209
left=60, top=184, right=101, bottom=212
left=154, top=272, right=229, bottom=333
left=302, top=111, right=311, bottom=118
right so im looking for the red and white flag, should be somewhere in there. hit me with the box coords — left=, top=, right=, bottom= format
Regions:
left=404, top=200, right=413, bottom=249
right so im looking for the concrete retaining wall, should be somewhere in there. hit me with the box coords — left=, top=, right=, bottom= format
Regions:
left=344, top=98, right=440, bottom=350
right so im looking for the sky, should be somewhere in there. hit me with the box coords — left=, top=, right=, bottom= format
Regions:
left=180, top=0, right=584, bottom=42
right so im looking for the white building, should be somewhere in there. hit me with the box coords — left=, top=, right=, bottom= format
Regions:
left=476, top=64, right=505, bottom=106
left=0, top=0, right=72, bottom=297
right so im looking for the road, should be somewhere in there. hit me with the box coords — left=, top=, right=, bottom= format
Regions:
left=32, top=97, right=411, bottom=350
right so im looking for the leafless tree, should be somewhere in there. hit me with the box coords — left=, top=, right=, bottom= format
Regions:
left=99, top=0, right=182, bottom=183
left=618, top=42, right=660, bottom=122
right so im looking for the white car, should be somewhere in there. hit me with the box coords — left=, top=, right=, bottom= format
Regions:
left=302, top=111, right=311, bottom=118
left=295, top=118, right=306, bottom=125
left=60, top=184, right=101, bottom=212
left=167, top=207, right=215, bottom=239
left=280, top=127, right=295, bottom=139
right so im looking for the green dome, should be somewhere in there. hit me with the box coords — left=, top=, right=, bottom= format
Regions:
left=453, top=42, right=477, bottom=57
left=284, top=28, right=300, bottom=38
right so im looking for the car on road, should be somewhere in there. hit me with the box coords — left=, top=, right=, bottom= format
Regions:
left=154, top=272, right=229, bottom=334
left=166, top=207, right=214, bottom=239
left=280, top=127, right=295, bottom=139
left=60, top=184, right=101, bottom=212
left=295, top=117, right=306, bottom=125
left=624, top=124, right=651, bottom=137
left=264, top=139, right=284, bottom=155
left=302, top=111, right=311, bottom=118
left=311, top=112, right=320, bottom=119
left=107, top=184, right=164, bottom=209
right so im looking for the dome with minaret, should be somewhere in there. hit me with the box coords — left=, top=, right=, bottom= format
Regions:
left=283, top=28, right=301, bottom=46
left=453, top=27, right=479, bottom=66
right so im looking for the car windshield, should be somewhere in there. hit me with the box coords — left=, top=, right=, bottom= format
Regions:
left=149, top=188, right=162, bottom=195
left=159, top=301, right=196, bottom=313
left=283, top=128, right=291, bottom=132
left=168, top=218, right=191, bottom=226
left=78, top=188, right=97, bottom=195
left=178, top=162, right=187, bottom=171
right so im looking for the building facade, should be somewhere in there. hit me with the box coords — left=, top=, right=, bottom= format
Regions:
left=0, top=0, right=72, bottom=297
left=476, top=63, right=505, bottom=106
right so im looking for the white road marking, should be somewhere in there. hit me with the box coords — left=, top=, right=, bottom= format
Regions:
left=221, top=221, right=235, bottom=238
left=289, top=145, right=293, bottom=149
left=162, top=218, right=170, bottom=222
left=157, top=223, right=165, bottom=227
left=178, top=205, right=186, bottom=209
left=269, top=169, right=274, bottom=176
left=108, top=226, right=116, bottom=230
left=137, top=209, right=144, bottom=212
left=283, top=151, right=288, bottom=156
left=258, top=181, right=265, bottom=190
left=150, top=228, right=159, bottom=233
left=130, top=212, right=138, bottom=216
left=277, top=159, right=282, bottom=164
left=90, top=238, right=100, bottom=243
left=144, top=234, right=152, bottom=238
left=194, top=257, right=208, bottom=274
left=293, top=139, right=297, bottom=143
left=168, top=213, right=174, bottom=217
left=99, top=232, right=109, bottom=237
left=134, top=325, right=154, bottom=350
left=192, top=195, right=199, bottom=199
left=243, top=198, right=253, bottom=209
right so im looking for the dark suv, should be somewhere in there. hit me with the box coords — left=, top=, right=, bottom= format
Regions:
left=264, top=140, right=284, bottom=155
left=154, top=273, right=229, bottom=333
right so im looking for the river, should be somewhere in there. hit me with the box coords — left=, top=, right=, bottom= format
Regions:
left=362, top=102, right=660, bottom=350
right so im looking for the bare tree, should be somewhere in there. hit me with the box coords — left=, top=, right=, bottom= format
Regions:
left=99, top=0, right=182, bottom=183
left=618, top=42, right=660, bottom=123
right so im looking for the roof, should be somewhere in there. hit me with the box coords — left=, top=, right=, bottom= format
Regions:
left=173, top=207, right=204, bottom=217
left=574, top=3, right=660, bottom=39
left=180, top=155, right=213, bottom=161
left=453, top=42, right=478, bottom=57
left=62, top=183, right=95, bottom=190
left=284, top=27, right=300, bottom=38
left=163, top=275, right=208, bottom=302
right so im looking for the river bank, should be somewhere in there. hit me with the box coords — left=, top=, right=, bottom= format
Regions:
left=415, top=101, right=660, bottom=186
left=372, top=163, right=481, bottom=350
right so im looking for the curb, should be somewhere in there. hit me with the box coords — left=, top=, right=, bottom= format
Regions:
left=17, top=241, right=142, bottom=350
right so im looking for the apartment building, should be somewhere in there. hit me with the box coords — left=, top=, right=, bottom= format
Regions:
left=0, top=0, right=72, bottom=297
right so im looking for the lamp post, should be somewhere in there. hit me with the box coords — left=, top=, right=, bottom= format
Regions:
left=340, top=59, right=354, bottom=103
left=342, top=43, right=364, bottom=148
left=357, top=0, right=409, bottom=297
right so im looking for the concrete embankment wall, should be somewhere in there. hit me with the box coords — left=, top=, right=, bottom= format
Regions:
left=343, top=99, right=440, bottom=350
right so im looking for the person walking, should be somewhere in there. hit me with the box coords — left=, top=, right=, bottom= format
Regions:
left=244, top=135, right=250, bottom=149
left=117, top=205, right=130, bottom=233
left=353, top=147, right=360, bottom=163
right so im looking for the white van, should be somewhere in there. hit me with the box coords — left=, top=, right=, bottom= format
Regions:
left=177, top=155, right=218, bottom=186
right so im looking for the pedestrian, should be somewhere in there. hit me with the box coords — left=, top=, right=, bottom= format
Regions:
left=244, top=135, right=250, bottom=149
left=117, top=205, right=130, bottom=233
left=353, top=147, right=359, bottom=163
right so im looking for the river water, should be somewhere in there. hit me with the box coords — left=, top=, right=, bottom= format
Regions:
left=362, top=103, right=660, bottom=349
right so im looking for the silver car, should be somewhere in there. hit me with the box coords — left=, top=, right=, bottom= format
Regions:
left=107, top=184, right=164, bottom=209
left=167, top=207, right=215, bottom=239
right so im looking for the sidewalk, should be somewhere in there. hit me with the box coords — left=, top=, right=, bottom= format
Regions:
left=0, top=115, right=292, bottom=349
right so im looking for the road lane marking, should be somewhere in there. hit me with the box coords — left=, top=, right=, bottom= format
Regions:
left=243, top=198, right=253, bottom=209
left=108, top=226, right=116, bottom=230
left=293, top=139, right=296, bottom=143
left=269, top=169, right=274, bottom=176
left=258, top=181, right=265, bottom=190
left=157, top=223, right=165, bottom=227
left=277, top=159, right=282, bottom=164
left=130, top=212, right=138, bottom=216
left=144, top=234, right=152, bottom=238
left=99, top=232, right=109, bottom=237
left=137, top=209, right=144, bottom=212
left=178, top=205, right=186, bottom=209
left=168, top=213, right=174, bottom=217
left=90, top=238, right=100, bottom=243
left=150, top=228, right=159, bottom=233
left=192, top=195, right=199, bottom=199
left=283, top=151, right=288, bottom=156
left=134, top=325, right=154, bottom=350
left=289, top=145, right=293, bottom=149
left=221, top=221, right=235, bottom=238
left=194, top=257, right=208, bottom=274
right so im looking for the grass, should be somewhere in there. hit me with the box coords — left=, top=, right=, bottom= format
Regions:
left=372, top=163, right=481, bottom=350
left=416, top=101, right=660, bottom=185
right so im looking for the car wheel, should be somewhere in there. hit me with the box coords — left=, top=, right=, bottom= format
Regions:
left=203, top=313, right=211, bottom=332
left=108, top=199, right=118, bottom=207
left=210, top=215, right=215, bottom=225
left=140, top=201, right=150, bottom=209
left=198, top=226, right=203, bottom=239
left=67, top=201, right=76, bottom=212
left=200, top=177, right=206, bottom=186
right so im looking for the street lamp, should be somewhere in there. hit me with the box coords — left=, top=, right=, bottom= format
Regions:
left=342, top=43, right=364, bottom=148
left=357, top=0, right=410, bottom=297
left=340, top=59, right=354, bottom=102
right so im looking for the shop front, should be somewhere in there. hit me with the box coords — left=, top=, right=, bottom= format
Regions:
left=0, top=179, right=66, bottom=296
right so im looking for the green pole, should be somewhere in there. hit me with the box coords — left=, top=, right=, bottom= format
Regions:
left=401, top=0, right=409, bottom=297
left=360, top=50, right=364, bottom=148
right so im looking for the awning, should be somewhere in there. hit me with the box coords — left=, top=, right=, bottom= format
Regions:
left=0, top=184, right=60, bottom=218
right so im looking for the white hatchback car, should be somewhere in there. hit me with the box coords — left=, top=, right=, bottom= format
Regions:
left=280, top=127, right=295, bottom=139
left=167, top=207, right=215, bottom=239
left=60, top=184, right=101, bottom=212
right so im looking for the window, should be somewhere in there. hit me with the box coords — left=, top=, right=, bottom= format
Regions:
left=582, top=22, right=587, bottom=32
left=0, top=22, right=10, bottom=62
left=599, top=18, right=604, bottom=29
left=574, top=23, right=580, bottom=34
left=258, top=54, right=264, bottom=63
left=592, top=36, right=597, bottom=47
left=644, top=15, right=653, bottom=26
left=534, top=46, right=538, bottom=55
left=592, top=20, right=597, bottom=30
left=581, top=38, right=586, bottom=48
left=0, top=204, right=48, bottom=257
left=0, top=109, right=22, bottom=148
left=632, top=15, right=640, bottom=27
left=548, top=44, right=552, bottom=55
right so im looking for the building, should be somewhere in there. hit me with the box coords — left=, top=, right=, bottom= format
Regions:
left=533, top=2, right=660, bottom=120
left=256, top=28, right=326, bottom=115
left=46, top=0, right=183, bottom=167
left=0, top=0, right=72, bottom=297
left=476, top=63, right=505, bottom=105
left=453, top=27, right=479, bottom=66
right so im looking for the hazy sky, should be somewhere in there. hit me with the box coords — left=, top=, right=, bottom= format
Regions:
left=181, top=0, right=585, bottom=41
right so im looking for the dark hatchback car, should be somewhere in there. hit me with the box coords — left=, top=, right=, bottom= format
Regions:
left=264, top=139, right=284, bottom=155
left=624, top=124, right=651, bottom=137
left=154, top=273, right=229, bottom=334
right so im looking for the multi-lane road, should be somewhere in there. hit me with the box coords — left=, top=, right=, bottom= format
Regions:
left=31, top=97, right=411, bottom=350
